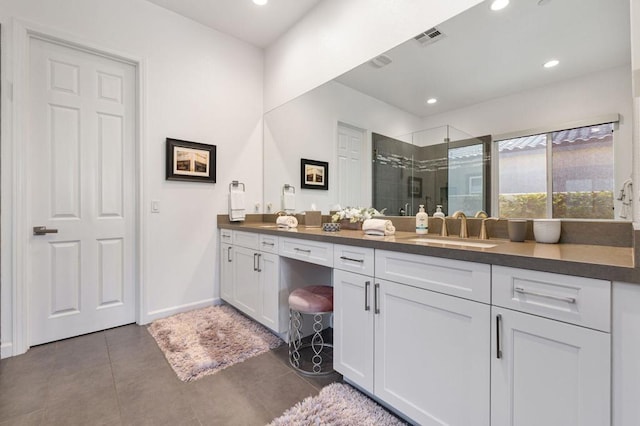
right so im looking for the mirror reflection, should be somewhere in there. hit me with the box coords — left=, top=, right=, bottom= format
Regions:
left=263, top=0, right=631, bottom=220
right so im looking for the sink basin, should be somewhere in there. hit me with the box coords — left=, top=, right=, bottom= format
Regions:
left=406, top=237, right=497, bottom=249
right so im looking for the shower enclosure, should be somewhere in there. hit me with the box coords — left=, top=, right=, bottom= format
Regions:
left=372, top=125, right=491, bottom=217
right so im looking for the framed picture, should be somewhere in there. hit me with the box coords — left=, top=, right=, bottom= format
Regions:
left=300, top=158, right=329, bottom=190
left=166, top=138, right=216, bottom=183
left=408, top=176, right=422, bottom=198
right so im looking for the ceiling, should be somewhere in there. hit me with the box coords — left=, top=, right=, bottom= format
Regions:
left=335, top=0, right=631, bottom=118
left=145, top=0, right=321, bottom=48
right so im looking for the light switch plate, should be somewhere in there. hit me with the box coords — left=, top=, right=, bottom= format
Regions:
left=151, top=200, right=160, bottom=213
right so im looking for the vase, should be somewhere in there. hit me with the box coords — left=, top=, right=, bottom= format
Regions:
left=339, top=220, right=362, bottom=230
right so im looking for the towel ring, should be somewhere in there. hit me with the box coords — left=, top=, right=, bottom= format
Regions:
left=229, top=181, right=246, bottom=192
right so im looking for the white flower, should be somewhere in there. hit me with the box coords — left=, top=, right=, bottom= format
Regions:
left=331, top=207, right=382, bottom=223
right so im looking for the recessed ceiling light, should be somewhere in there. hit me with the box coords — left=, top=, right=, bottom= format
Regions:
left=253, top=0, right=268, bottom=5
left=490, top=0, right=509, bottom=11
left=543, top=59, right=559, bottom=68
left=426, top=98, right=438, bottom=105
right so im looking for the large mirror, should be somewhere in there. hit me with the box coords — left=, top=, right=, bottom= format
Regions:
left=264, top=0, right=631, bottom=219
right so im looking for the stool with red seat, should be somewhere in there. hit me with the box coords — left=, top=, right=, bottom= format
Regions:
left=288, top=285, right=334, bottom=376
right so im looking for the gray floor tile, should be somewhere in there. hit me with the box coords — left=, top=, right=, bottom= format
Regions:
left=51, top=332, right=111, bottom=377
left=248, top=370, right=320, bottom=419
left=189, top=374, right=273, bottom=426
left=0, top=410, right=44, bottom=426
left=0, top=373, right=49, bottom=422
left=0, top=323, right=347, bottom=426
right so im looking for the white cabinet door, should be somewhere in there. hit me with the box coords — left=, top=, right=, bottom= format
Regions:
left=491, top=307, right=610, bottom=426
left=233, top=246, right=260, bottom=318
left=374, top=279, right=491, bottom=426
left=333, top=269, right=374, bottom=393
left=258, top=252, right=282, bottom=332
left=220, top=243, right=234, bottom=303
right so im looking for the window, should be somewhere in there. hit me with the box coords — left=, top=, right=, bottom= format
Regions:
left=496, top=123, right=614, bottom=219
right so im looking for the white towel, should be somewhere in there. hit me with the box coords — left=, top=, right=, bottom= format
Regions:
left=229, top=191, right=245, bottom=221
left=282, top=192, right=295, bottom=212
left=362, top=218, right=395, bottom=236
left=276, top=215, right=298, bottom=229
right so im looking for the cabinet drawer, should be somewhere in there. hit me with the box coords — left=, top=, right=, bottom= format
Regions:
left=259, top=234, right=278, bottom=254
left=279, top=237, right=333, bottom=267
left=334, top=244, right=374, bottom=276
left=375, top=250, right=490, bottom=303
left=220, top=229, right=233, bottom=244
left=233, top=230, right=260, bottom=250
left=492, top=266, right=611, bottom=332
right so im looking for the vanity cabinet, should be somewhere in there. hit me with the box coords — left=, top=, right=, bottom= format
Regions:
left=334, top=248, right=491, bottom=425
left=333, top=244, right=375, bottom=393
left=375, top=278, right=491, bottom=426
left=221, top=230, right=284, bottom=333
left=220, top=229, right=234, bottom=302
left=491, top=266, right=611, bottom=426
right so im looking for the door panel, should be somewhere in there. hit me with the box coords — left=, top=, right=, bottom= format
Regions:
left=375, top=279, right=490, bottom=426
left=333, top=269, right=374, bottom=393
left=491, top=307, right=610, bottom=426
left=28, top=37, right=136, bottom=345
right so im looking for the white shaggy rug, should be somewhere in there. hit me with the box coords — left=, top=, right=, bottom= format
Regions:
left=269, top=383, right=407, bottom=426
left=148, top=304, right=283, bottom=382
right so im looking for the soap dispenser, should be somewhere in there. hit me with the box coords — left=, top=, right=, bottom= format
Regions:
left=416, top=204, right=429, bottom=234
left=434, top=205, right=445, bottom=218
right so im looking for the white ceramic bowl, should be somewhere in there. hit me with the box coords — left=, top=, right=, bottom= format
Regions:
left=533, top=219, right=561, bottom=244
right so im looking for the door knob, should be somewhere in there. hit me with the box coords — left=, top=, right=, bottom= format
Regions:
left=33, top=226, right=58, bottom=236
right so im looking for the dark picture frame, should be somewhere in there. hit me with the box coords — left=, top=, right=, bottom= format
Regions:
left=300, top=158, right=329, bottom=190
left=408, top=176, right=423, bottom=198
left=166, top=138, right=216, bottom=183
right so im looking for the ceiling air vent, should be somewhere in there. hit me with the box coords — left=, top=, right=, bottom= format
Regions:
left=414, top=27, right=446, bottom=46
left=369, top=54, right=392, bottom=68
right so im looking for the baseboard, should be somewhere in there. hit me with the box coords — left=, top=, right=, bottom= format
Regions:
left=143, top=298, right=221, bottom=324
left=1, top=341, right=14, bottom=359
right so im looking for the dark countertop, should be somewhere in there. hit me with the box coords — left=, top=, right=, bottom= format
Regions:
left=219, top=221, right=638, bottom=284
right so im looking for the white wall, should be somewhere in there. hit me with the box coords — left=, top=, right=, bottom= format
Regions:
left=421, top=65, right=633, bottom=219
left=264, top=81, right=423, bottom=213
left=264, top=0, right=484, bottom=112
left=1, top=0, right=263, bottom=356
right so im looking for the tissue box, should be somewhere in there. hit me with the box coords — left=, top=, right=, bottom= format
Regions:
left=305, top=211, right=322, bottom=227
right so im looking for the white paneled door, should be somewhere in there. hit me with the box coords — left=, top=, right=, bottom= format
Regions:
left=337, top=123, right=365, bottom=208
left=27, top=37, right=137, bottom=346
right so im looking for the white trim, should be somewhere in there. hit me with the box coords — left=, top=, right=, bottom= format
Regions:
left=145, top=298, right=221, bottom=324
left=494, top=113, right=620, bottom=142
left=9, top=19, right=145, bottom=355
left=0, top=342, right=13, bottom=359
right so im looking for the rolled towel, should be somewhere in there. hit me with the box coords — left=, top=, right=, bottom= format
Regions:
left=276, top=215, right=298, bottom=229
left=362, top=218, right=395, bottom=236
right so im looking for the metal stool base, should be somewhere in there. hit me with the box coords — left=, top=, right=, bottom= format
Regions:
left=288, top=309, right=334, bottom=376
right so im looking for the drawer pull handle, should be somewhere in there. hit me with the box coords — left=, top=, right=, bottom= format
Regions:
left=227, top=246, right=232, bottom=262
left=262, top=242, right=275, bottom=246
left=340, top=256, right=364, bottom=263
left=514, top=286, right=576, bottom=304
left=496, top=314, right=503, bottom=359
left=294, top=248, right=311, bottom=253
left=374, top=283, right=380, bottom=314
left=364, top=281, right=371, bottom=311
left=221, top=234, right=231, bottom=239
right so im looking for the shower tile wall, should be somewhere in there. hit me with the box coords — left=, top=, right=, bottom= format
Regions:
left=372, top=133, right=448, bottom=216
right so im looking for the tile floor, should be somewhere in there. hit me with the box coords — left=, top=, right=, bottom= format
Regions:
left=0, top=323, right=343, bottom=425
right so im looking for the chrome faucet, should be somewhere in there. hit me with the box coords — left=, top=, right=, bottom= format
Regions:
left=474, top=210, right=488, bottom=218
left=451, top=211, right=468, bottom=238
